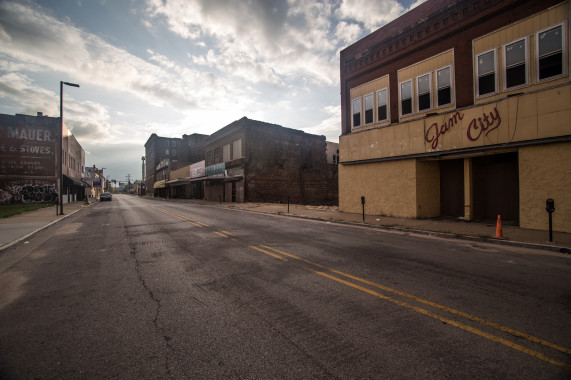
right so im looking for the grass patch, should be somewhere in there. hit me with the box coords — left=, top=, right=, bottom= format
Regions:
left=0, top=202, right=56, bottom=219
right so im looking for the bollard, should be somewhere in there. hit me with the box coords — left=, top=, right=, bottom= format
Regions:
left=288, top=196, right=290, bottom=214
left=361, top=196, right=365, bottom=223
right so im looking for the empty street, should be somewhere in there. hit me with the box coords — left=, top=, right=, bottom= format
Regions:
left=0, top=195, right=570, bottom=379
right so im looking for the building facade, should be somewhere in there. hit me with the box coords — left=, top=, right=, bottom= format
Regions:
left=339, top=0, right=570, bottom=232
left=203, top=117, right=338, bottom=204
left=0, top=112, right=87, bottom=204
left=144, top=133, right=208, bottom=197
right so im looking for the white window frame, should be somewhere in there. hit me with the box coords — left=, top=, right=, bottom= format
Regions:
left=535, top=22, right=567, bottom=83
left=352, top=97, right=362, bottom=128
left=503, top=37, right=528, bottom=90
left=377, top=88, right=389, bottom=122
left=416, top=72, right=432, bottom=112
left=476, top=49, right=497, bottom=98
left=364, top=92, right=374, bottom=125
left=436, top=65, right=453, bottom=107
left=399, top=79, right=413, bottom=117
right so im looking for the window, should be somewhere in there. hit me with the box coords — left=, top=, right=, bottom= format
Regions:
left=504, top=38, right=527, bottom=89
left=477, top=50, right=496, bottom=96
left=223, top=144, right=231, bottom=162
left=172, top=149, right=176, bottom=156
left=172, top=141, right=176, bottom=147
left=437, top=67, right=452, bottom=106
left=214, top=147, right=221, bottom=163
left=364, top=93, right=374, bottom=124
left=206, top=151, right=213, bottom=165
left=417, top=73, right=431, bottom=111
left=352, top=98, right=361, bottom=128
left=537, top=24, right=564, bottom=81
left=377, top=88, right=388, bottom=121
left=400, top=80, right=413, bottom=116
left=232, top=139, right=242, bottom=159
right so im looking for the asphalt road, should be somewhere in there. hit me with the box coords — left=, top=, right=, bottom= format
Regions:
left=0, top=194, right=570, bottom=379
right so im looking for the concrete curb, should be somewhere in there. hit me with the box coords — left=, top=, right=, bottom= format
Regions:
left=0, top=207, right=84, bottom=253
left=218, top=205, right=571, bottom=255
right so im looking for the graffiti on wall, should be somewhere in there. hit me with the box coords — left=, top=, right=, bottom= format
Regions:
left=0, top=183, right=58, bottom=204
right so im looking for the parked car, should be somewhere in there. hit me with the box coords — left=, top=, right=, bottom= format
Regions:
left=100, top=192, right=112, bottom=201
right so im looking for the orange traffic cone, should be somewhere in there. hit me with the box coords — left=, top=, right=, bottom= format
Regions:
left=495, top=215, right=503, bottom=238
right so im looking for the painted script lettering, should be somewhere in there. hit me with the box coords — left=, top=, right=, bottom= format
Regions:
left=467, top=107, right=501, bottom=141
left=425, top=112, right=464, bottom=150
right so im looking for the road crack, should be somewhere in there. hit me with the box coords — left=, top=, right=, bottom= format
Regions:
left=125, top=226, right=174, bottom=378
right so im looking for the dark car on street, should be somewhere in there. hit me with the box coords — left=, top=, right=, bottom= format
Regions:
left=100, top=192, right=112, bottom=201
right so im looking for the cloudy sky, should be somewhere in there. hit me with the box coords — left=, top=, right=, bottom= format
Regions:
left=0, top=0, right=423, bottom=183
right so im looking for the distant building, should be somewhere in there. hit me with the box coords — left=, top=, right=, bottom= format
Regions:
left=144, top=132, right=208, bottom=197
left=339, top=0, right=571, bottom=232
left=84, top=165, right=105, bottom=199
left=326, top=141, right=340, bottom=164
left=202, top=117, right=338, bottom=204
left=0, top=112, right=87, bottom=204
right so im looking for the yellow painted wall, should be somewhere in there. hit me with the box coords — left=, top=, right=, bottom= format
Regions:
left=415, top=160, right=441, bottom=218
left=339, top=159, right=424, bottom=218
left=340, top=84, right=571, bottom=163
left=519, top=142, right=571, bottom=232
left=473, top=2, right=569, bottom=102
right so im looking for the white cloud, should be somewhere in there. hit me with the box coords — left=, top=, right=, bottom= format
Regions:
left=336, top=0, right=404, bottom=32
left=0, top=1, right=200, bottom=112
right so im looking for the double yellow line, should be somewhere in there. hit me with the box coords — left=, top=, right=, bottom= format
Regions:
left=153, top=206, right=571, bottom=371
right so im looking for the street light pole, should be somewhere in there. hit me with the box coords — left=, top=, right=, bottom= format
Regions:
left=141, top=156, right=146, bottom=197
left=59, top=81, right=80, bottom=215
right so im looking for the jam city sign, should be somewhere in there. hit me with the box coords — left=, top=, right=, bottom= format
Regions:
left=425, top=107, right=502, bottom=150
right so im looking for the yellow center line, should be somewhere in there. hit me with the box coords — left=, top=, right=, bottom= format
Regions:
left=258, top=244, right=571, bottom=370
left=146, top=207, right=571, bottom=370
left=152, top=206, right=208, bottom=227
left=250, top=246, right=288, bottom=261
left=316, top=271, right=571, bottom=371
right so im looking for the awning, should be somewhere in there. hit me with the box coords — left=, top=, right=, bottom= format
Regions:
left=63, top=174, right=87, bottom=187
left=153, top=180, right=166, bottom=189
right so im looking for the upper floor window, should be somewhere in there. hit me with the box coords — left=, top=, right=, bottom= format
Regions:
left=214, top=147, right=222, bottom=163
left=352, top=98, right=362, bottom=128
left=364, top=93, right=374, bottom=124
left=417, top=73, right=431, bottom=111
left=377, top=88, right=388, bottom=122
left=400, top=80, right=413, bottom=116
left=165, top=149, right=170, bottom=156
left=436, top=66, right=452, bottom=106
left=504, top=38, right=527, bottom=89
left=477, top=50, right=496, bottom=96
left=172, top=149, right=176, bottom=156
left=232, top=139, right=242, bottom=159
left=223, top=144, right=231, bottom=162
left=537, top=24, right=564, bottom=81
left=172, top=141, right=176, bottom=147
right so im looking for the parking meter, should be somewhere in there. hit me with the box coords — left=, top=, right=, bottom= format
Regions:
left=546, top=198, right=555, bottom=213
left=361, top=196, right=365, bottom=205
left=546, top=198, right=555, bottom=242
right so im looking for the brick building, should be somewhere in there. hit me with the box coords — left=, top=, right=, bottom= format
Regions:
left=0, top=112, right=87, bottom=204
left=144, top=132, right=207, bottom=197
left=339, top=0, right=570, bottom=232
left=203, top=117, right=337, bottom=204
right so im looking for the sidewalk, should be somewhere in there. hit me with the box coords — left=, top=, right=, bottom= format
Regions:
left=202, top=200, right=571, bottom=253
left=1, top=197, right=570, bottom=253
left=0, top=201, right=88, bottom=251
